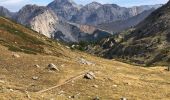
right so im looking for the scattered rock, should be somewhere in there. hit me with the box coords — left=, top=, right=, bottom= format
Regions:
left=125, top=82, right=131, bottom=85
left=92, top=85, right=98, bottom=88
left=68, top=95, right=75, bottom=99
left=34, top=64, right=40, bottom=68
left=32, top=76, right=39, bottom=80
left=93, top=96, right=100, bottom=100
left=9, top=89, right=14, bottom=92
left=112, top=84, right=118, bottom=87
left=84, top=72, right=95, bottom=80
left=79, top=58, right=94, bottom=66
left=120, top=97, right=127, bottom=100
left=65, top=46, right=70, bottom=49
left=12, top=54, right=20, bottom=58
left=58, top=90, right=65, bottom=95
left=47, top=63, right=59, bottom=71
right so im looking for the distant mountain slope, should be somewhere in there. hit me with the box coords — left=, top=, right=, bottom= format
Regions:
left=0, top=6, right=14, bottom=18
left=88, top=1, right=170, bottom=66
left=98, top=8, right=155, bottom=33
left=71, top=3, right=161, bottom=26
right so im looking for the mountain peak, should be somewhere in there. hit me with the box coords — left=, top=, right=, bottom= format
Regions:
left=84, top=1, right=102, bottom=10
left=89, top=1, right=102, bottom=5
left=52, top=0, right=75, bottom=4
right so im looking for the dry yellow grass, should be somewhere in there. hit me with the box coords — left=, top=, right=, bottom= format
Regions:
left=0, top=44, right=170, bottom=100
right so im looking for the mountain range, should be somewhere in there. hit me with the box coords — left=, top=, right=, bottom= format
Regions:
left=87, top=1, right=170, bottom=66
left=1, top=0, right=170, bottom=99
left=0, top=0, right=162, bottom=42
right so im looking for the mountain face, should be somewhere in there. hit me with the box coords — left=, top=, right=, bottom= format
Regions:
left=71, top=4, right=161, bottom=26
left=98, top=8, right=155, bottom=33
left=0, top=6, right=14, bottom=18
left=14, top=5, right=49, bottom=25
left=47, top=0, right=161, bottom=26
left=47, top=0, right=81, bottom=20
left=13, top=5, right=111, bottom=42
left=14, top=5, right=60, bottom=38
left=52, top=22, right=111, bottom=42
left=88, top=1, right=170, bottom=66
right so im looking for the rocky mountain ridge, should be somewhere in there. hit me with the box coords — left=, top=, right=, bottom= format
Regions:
left=0, top=0, right=162, bottom=42
left=87, top=1, right=170, bottom=66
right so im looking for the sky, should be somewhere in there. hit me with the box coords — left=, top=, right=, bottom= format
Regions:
left=0, top=0, right=169, bottom=12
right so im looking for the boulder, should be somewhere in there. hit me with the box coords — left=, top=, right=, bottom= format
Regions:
left=120, top=97, right=127, bottom=100
left=79, top=58, right=94, bottom=66
left=34, top=64, right=40, bottom=68
left=47, top=63, right=59, bottom=71
left=32, top=76, right=39, bottom=80
left=93, top=96, right=100, bottom=100
left=84, top=72, right=95, bottom=80
left=12, top=54, right=20, bottom=58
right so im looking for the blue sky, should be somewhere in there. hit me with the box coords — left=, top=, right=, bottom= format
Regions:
left=0, top=0, right=168, bottom=12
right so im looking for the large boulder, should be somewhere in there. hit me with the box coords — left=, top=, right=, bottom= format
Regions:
left=84, top=72, right=95, bottom=80
left=47, top=63, right=59, bottom=71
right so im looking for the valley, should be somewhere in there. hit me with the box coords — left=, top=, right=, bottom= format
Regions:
left=0, top=0, right=170, bottom=100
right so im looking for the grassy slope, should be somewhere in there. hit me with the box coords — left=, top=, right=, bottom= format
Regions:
left=0, top=17, right=170, bottom=100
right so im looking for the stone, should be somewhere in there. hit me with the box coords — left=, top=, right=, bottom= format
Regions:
left=120, top=97, right=127, bottom=100
left=92, top=85, right=98, bottom=88
left=12, top=54, right=20, bottom=58
left=79, top=58, right=94, bottom=66
left=47, top=63, right=59, bottom=71
left=93, top=96, right=100, bottom=100
left=84, top=72, right=95, bottom=80
left=32, top=76, right=39, bottom=80
left=112, top=84, right=118, bottom=87
left=34, top=64, right=40, bottom=68
left=68, top=95, right=75, bottom=99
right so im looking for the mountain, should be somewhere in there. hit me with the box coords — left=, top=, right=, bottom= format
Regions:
left=87, top=1, right=170, bottom=66
left=1, top=16, right=170, bottom=100
left=47, top=0, right=81, bottom=21
left=14, top=5, right=51, bottom=25
left=13, top=4, right=111, bottom=42
left=98, top=8, right=155, bottom=33
left=71, top=4, right=161, bottom=26
left=0, top=0, right=161, bottom=43
left=0, top=6, right=14, bottom=18
left=52, top=22, right=111, bottom=42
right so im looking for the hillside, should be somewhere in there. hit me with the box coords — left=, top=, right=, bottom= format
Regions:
left=1, top=16, right=170, bottom=100
left=97, top=9, right=155, bottom=33
left=0, top=16, right=69, bottom=56
left=88, top=1, right=170, bottom=66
